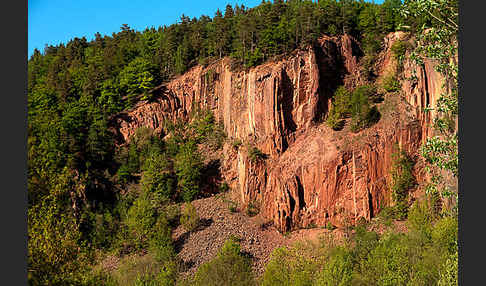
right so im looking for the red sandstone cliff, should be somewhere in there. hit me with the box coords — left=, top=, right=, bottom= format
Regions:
left=110, top=33, right=444, bottom=232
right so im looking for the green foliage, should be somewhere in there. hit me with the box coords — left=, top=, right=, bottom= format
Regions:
left=382, top=73, right=401, bottom=92
left=141, top=151, right=176, bottom=202
left=126, top=194, right=157, bottom=244
left=219, top=181, right=230, bottom=193
left=246, top=200, right=260, bottom=217
left=315, top=247, right=353, bottom=286
left=28, top=193, right=85, bottom=285
left=192, top=237, right=256, bottom=286
left=175, top=140, right=203, bottom=202
left=247, top=145, right=266, bottom=163
left=391, top=39, right=410, bottom=71
left=29, top=1, right=452, bottom=283
left=350, top=85, right=381, bottom=132
left=231, top=138, right=243, bottom=149
left=327, top=85, right=381, bottom=132
left=119, top=57, right=157, bottom=107
left=325, top=111, right=345, bottom=131
left=180, top=202, right=200, bottom=232
left=262, top=244, right=322, bottom=286
left=329, top=86, right=352, bottom=119
left=190, top=109, right=226, bottom=150
left=407, top=198, right=434, bottom=237
left=108, top=253, right=168, bottom=286
left=326, top=221, right=335, bottom=231
left=431, top=215, right=458, bottom=254
left=149, top=217, right=176, bottom=263
left=401, top=1, right=458, bottom=212
left=389, top=147, right=416, bottom=220
left=437, top=247, right=458, bottom=286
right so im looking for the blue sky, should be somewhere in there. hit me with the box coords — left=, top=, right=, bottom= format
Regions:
left=28, top=0, right=384, bottom=58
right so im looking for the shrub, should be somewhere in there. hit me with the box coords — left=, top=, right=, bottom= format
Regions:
left=246, top=200, right=260, bottom=217
left=126, top=194, right=157, bottom=244
left=180, top=202, right=199, bottom=232
left=315, top=247, right=354, bottom=286
left=109, top=253, right=163, bottom=286
left=437, top=247, right=458, bottom=286
left=407, top=198, right=434, bottom=237
left=117, top=164, right=132, bottom=185
left=219, top=181, right=230, bottom=193
left=262, top=246, right=321, bottom=286
left=190, top=109, right=226, bottom=149
left=326, top=221, right=335, bottom=231
left=228, top=201, right=238, bottom=213
left=330, top=86, right=352, bottom=118
left=141, top=151, right=176, bottom=202
left=232, top=139, right=243, bottom=149
left=352, top=226, right=379, bottom=262
left=149, top=217, right=175, bottom=263
left=382, top=73, right=401, bottom=92
left=355, top=84, right=380, bottom=103
left=192, top=237, right=255, bottom=286
left=357, top=233, right=412, bottom=285
left=377, top=206, right=395, bottom=227
left=350, top=87, right=381, bottom=132
left=431, top=216, right=458, bottom=254
left=391, top=40, right=410, bottom=72
left=389, top=147, right=416, bottom=220
left=360, top=52, right=378, bottom=81
left=326, top=111, right=345, bottom=131
left=248, top=146, right=266, bottom=162
left=391, top=40, right=408, bottom=61
left=174, top=140, right=203, bottom=202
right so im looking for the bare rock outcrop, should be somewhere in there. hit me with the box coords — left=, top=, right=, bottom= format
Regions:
left=110, top=33, right=444, bottom=232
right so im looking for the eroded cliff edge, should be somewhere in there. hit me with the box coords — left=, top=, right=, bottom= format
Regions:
left=110, top=32, right=443, bottom=232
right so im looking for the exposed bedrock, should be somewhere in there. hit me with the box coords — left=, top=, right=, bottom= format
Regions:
left=110, top=33, right=443, bottom=232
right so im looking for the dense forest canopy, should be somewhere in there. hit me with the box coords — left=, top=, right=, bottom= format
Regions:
left=27, top=0, right=457, bottom=285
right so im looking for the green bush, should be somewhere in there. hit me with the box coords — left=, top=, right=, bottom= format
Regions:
left=192, top=237, right=255, bottom=286
left=391, top=40, right=410, bottom=72
left=248, top=146, right=266, bottom=163
left=117, top=164, right=132, bottom=185
left=431, top=216, right=458, bottom=254
left=262, top=246, right=320, bottom=286
left=350, top=86, right=381, bottom=132
left=232, top=139, right=243, bottom=149
left=326, top=112, right=345, bottom=131
left=356, top=233, right=413, bottom=285
left=329, top=86, right=352, bottom=118
left=141, top=151, right=176, bottom=202
left=389, top=147, right=416, bottom=220
left=190, top=109, right=226, bottom=149
left=315, top=247, right=354, bottom=286
left=437, top=248, right=458, bottom=286
left=246, top=200, right=260, bottom=217
left=391, top=40, right=408, bottom=61
left=126, top=194, right=157, bottom=244
left=219, top=182, right=230, bottom=193
left=326, top=221, right=335, bottom=231
left=180, top=202, right=199, bottom=232
left=407, top=198, right=434, bottom=237
left=327, top=85, right=381, bottom=132
left=352, top=226, right=379, bottom=262
left=175, top=140, right=203, bottom=202
left=382, top=73, right=401, bottom=92
left=149, top=217, right=175, bottom=263
left=377, top=206, right=395, bottom=227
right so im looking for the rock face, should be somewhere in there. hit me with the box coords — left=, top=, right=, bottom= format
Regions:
left=110, top=33, right=443, bottom=232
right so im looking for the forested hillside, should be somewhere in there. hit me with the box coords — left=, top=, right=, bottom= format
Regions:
left=28, top=0, right=458, bottom=285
